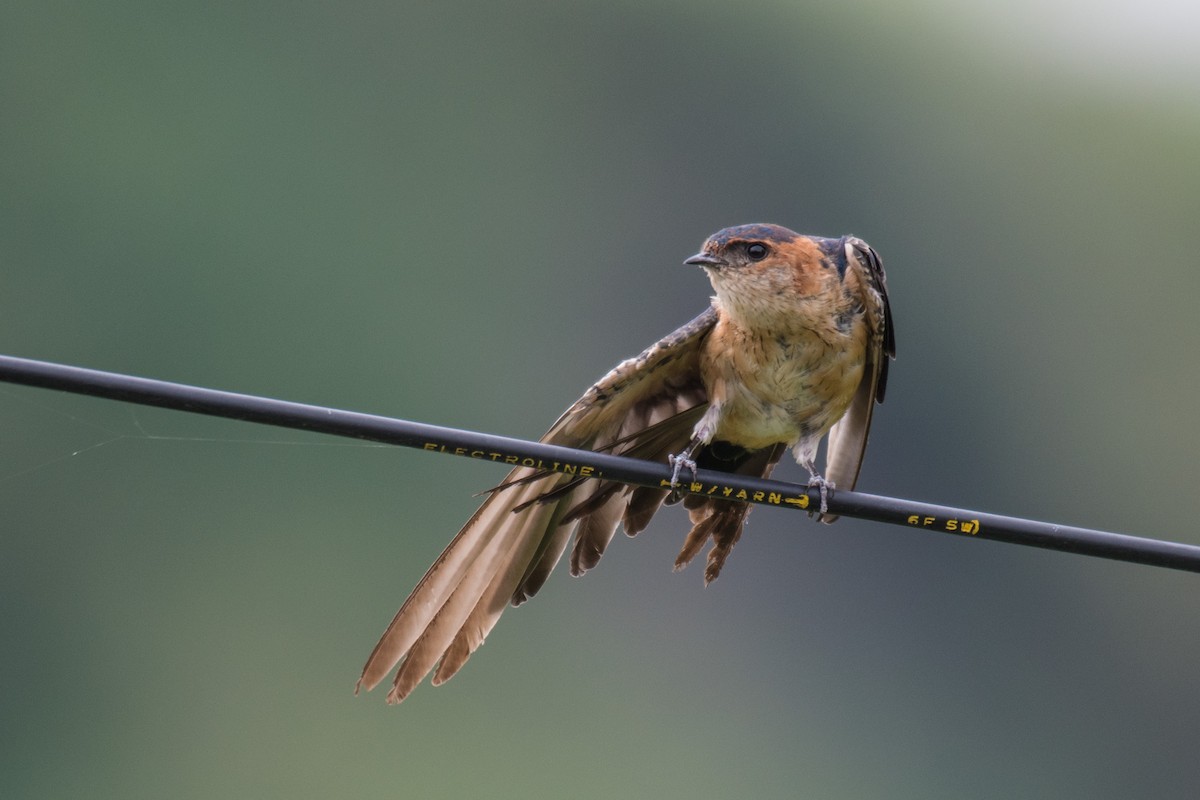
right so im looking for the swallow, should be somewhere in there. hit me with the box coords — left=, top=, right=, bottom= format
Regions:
left=357, top=223, right=895, bottom=703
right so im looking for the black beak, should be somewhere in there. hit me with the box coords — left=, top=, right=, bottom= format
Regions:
left=684, top=252, right=726, bottom=268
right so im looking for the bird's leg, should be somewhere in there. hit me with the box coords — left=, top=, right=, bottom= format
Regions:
left=668, top=405, right=720, bottom=499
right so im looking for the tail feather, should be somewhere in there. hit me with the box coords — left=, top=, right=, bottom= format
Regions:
left=703, top=504, right=751, bottom=584
left=672, top=509, right=716, bottom=573
left=670, top=443, right=785, bottom=583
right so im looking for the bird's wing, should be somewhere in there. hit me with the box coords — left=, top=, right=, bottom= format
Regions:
left=357, top=307, right=720, bottom=702
left=822, top=238, right=895, bottom=522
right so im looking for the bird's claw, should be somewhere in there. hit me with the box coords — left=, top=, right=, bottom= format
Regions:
left=672, top=450, right=700, bottom=489
left=806, top=474, right=834, bottom=515
left=667, top=450, right=700, bottom=501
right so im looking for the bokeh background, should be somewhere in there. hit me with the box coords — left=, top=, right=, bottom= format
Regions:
left=3, top=1, right=1199, bottom=797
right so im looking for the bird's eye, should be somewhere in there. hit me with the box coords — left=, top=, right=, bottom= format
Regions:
left=746, top=243, right=769, bottom=261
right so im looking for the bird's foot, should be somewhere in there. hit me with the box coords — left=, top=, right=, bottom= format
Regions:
left=806, top=473, right=834, bottom=515
left=668, top=452, right=698, bottom=487
left=668, top=436, right=706, bottom=501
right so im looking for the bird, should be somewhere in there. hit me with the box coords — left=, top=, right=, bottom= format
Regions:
left=357, top=223, right=895, bottom=703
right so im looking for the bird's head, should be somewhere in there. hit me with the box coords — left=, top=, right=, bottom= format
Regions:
left=686, top=223, right=844, bottom=325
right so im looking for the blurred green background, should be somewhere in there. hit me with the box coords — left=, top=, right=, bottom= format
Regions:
left=3, top=1, right=1199, bottom=797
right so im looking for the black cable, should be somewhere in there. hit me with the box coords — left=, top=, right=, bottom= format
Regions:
left=1, top=353, right=1197, bottom=573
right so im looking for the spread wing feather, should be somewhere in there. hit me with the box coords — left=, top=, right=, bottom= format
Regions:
left=359, top=307, right=782, bottom=702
